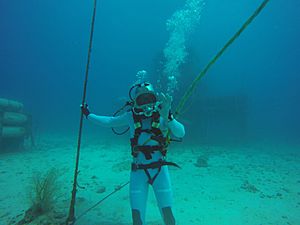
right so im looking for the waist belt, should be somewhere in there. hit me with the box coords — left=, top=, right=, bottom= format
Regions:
left=132, top=145, right=165, bottom=160
left=131, top=160, right=180, bottom=171
left=131, top=160, right=181, bottom=185
left=134, top=145, right=163, bottom=152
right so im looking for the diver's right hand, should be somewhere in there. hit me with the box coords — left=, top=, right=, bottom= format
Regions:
left=80, top=103, right=90, bottom=118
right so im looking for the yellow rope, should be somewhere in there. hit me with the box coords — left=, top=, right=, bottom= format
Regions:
left=175, top=0, right=271, bottom=118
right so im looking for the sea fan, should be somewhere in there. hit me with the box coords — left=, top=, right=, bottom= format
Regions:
left=23, top=168, right=60, bottom=223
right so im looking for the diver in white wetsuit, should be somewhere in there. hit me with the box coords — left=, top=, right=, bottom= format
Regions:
left=81, top=81, right=185, bottom=225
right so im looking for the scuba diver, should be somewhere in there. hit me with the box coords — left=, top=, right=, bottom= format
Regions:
left=81, top=72, right=185, bottom=225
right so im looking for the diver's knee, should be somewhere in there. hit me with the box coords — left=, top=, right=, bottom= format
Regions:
left=162, top=207, right=175, bottom=225
left=132, top=209, right=142, bottom=225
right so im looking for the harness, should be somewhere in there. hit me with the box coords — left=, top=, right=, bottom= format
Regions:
left=131, top=160, right=180, bottom=185
left=130, top=110, right=168, bottom=159
left=130, top=109, right=180, bottom=184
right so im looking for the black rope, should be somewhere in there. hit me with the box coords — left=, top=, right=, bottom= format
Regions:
left=75, top=181, right=130, bottom=223
left=111, top=101, right=133, bottom=135
left=65, top=0, right=98, bottom=224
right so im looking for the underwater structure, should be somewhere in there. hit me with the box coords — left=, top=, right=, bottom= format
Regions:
left=195, top=95, right=249, bottom=144
left=0, top=98, right=33, bottom=151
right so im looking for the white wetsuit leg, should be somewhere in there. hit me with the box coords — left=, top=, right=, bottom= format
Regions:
left=130, top=166, right=174, bottom=224
left=130, top=169, right=149, bottom=224
left=152, top=165, right=174, bottom=219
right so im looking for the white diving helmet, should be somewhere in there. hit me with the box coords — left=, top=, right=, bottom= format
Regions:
left=132, top=82, right=160, bottom=117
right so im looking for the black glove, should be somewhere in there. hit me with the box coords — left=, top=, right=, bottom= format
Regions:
left=81, top=103, right=90, bottom=118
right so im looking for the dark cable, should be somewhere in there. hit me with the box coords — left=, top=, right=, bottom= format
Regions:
left=65, top=0, right=98, bottom=224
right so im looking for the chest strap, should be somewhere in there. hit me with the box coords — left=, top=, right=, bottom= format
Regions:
left=131, top=110, right=168, bottom=159
left=133, top=144, right=169, bottom=160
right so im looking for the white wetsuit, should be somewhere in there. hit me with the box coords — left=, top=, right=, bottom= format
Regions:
left=88, top=111, right=185, bottom=224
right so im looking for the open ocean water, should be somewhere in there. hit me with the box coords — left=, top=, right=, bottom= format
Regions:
left=0, top=0, right=299, bottom=224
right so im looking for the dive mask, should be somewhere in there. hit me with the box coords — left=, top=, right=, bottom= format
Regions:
left=133, top=101, right=161, bottom=117
left=133, top=92, right=161, bottom=117
left=135, top=92, right=157, bottom=107
left=130, top=81, right=160, bottom=117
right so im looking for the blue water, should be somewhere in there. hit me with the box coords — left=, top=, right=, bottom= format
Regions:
left=0, top=0, right=299, bottom=144
left=1, top=1, right=300, bottom=224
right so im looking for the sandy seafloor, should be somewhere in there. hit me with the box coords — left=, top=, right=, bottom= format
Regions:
left=0, top=134, right=299, bottom=225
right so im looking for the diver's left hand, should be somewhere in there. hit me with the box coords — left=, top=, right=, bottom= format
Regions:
left=157, top=93, right=172, bottom=120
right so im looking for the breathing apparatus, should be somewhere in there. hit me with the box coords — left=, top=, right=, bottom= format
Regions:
left=111, top=81, right=160, bottom=135
left=129, top=82, right=161, bottom=117
left=112, top=80, right=183, bottom=146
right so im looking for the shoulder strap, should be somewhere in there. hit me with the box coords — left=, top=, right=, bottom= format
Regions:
left=151, top=112, right=162, bottom=136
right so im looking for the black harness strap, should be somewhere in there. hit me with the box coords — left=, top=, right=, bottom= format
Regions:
left=130, top=110, right=180, bottom=184
left=133, top=145, right=163, bottom=160
left=144, top=167, right=161, bottom=185
left=131, top=160, right=181, bottom=185
left=130, top=110, right=168, bottom=158
left=132, top=160, right=181, bottom=170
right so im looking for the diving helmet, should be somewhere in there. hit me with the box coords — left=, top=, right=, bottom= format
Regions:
left=131, top=82, right=160, bottom=117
